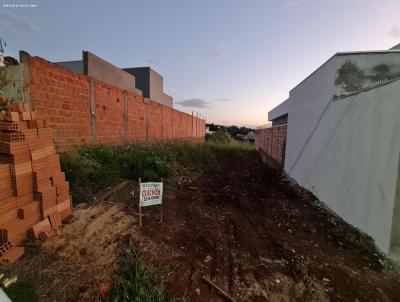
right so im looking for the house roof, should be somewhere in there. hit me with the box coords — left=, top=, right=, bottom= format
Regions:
left=390, top=43, right=400, bottom=50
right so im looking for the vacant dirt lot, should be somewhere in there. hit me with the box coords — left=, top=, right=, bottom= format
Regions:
left=2, top=152, right=400, bottom=301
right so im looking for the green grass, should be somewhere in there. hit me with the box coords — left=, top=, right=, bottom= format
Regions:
left=61, top=140, right=259, bottom=204
left=109, top=241, right=180, bottom=302
left=109, top=241, right=189, bottom=302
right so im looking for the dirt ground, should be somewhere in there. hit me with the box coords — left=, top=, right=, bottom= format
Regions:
left=2, top=154, right=400, bottom=301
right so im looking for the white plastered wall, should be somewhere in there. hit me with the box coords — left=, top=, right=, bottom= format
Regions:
left=284, top=52, right=400, bottom=253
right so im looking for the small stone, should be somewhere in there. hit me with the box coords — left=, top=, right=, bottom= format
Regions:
left=204, top=255, right=212, bottom=263
left=99, top=279, right=113, bottom=296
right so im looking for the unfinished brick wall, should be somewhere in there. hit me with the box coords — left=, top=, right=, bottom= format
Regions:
left=27, top=55, right=205, bottom=151
left=255, top=125, right=287, bottom=169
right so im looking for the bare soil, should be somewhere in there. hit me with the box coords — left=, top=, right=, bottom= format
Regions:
left=2, top=154, right=400, bottom=301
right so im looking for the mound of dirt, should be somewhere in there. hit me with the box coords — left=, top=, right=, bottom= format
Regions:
left=1, top=202, right=136, bottom=301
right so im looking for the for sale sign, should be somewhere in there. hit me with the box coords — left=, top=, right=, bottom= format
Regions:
left=139, top=182, right=163, bottom=207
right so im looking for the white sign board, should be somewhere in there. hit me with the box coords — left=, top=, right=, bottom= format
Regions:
left=139, top=182, right=163, bottom=207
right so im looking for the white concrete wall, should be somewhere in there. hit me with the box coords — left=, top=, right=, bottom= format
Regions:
left=284, top=52, right=400, bottom=253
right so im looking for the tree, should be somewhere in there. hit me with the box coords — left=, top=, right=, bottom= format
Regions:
left=335, top=60, right=365, bottom=92
left=372, top=64, right=391, bottom=81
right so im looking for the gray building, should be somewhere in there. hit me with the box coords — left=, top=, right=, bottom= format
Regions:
left=55, top=51, right=173, bottom=107
left=123, top=67, right=173, bottom=107
left=56, top=60, right=83, bottom=74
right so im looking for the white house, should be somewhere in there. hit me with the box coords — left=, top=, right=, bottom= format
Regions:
left=266, top=45, right=400, bottom=259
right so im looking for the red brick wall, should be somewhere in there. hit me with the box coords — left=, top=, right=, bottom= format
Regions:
left=29, top=57, right=92, bottom=150
left=127, top=93, right=146, bottom=143
left=94, top=80, right=125, bottom=145
left=255, top=125, right=287, bottom=169
left=28, top=56, right=205, bottom=151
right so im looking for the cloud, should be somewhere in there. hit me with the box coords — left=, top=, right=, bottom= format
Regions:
left=210, top=48, right=224, bottom=58
left=145, top=58, right=159, bottom=64
left=388, top=26, right=400, bottom=39
left=0, top=13, right=40, bottom=35
left=176, top=98, right=211, bottom=108
left=210, top=43, right=225, bottom=58
left=286, top=0, right=307, bottom=7
left=214, top=98, right=230, bottom=102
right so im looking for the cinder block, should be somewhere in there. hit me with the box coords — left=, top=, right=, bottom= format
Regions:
left=30, top=218, right=51, bottom=239
left=0, top=246, right=24, bottom=263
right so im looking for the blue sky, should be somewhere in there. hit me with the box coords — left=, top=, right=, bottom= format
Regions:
left=1, top=0, right=399, bottom=127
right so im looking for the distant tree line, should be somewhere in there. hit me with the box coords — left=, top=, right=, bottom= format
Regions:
left=206, top=123, right=254, bottom=137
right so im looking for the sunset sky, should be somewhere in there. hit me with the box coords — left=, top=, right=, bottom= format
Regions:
left=1, top=0, right=399, bottom=127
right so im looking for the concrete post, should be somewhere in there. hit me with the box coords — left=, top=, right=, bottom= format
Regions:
left=171, top=109, right=174, bottom=139
left=196, top=112, right=198, bottom=138
left=89, top=79, right=96, bottom=144
left=124, top=90, right=128, bottom=143
left=160, top=105, right=163, bottom=141
left=145, top=103, right=149, bottom=144
left=192, top=111, right=194, bottom=138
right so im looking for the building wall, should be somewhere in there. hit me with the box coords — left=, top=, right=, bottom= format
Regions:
left=27, top=55, right=205, bottom=151
left=55, top=60, right=83, bottom=74
left=268, top=98, right=289, bottom=121
left=83, top=51, right=137, bottom=93
left=124, top=67, right=173, bottom=107
left=149, top=69, right=173, bottom=107
left=284, top=52, right=400, bottom=253
left=271, top=114, right=288, bottom=127
left=149, top=68, right=163, bottom=102
left=123, top=67, right=149, bottom=97
left=162, top=93, right=173, bottom=107
left=255, top=125, right=287, bottom=169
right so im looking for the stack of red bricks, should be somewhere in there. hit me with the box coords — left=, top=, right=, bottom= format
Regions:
left=0, top=104, right=72, bottom=263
